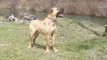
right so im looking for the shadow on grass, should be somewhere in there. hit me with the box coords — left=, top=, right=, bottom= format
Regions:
left=64, top=37, right=106, bottom=52
left=76, top=21, right=101, bottom=36
left=34, top=44, right=45, bottom=50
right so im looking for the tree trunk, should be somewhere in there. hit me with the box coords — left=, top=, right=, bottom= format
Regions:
left=104, top=25, right=107, bottom=37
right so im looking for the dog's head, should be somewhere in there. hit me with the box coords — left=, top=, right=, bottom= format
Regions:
left=49, top=7, right=64, bottom=18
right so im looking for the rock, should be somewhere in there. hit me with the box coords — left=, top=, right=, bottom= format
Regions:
left=19, top=13, right=36, bottom=21
left=8, top=14, right=15, bottom=21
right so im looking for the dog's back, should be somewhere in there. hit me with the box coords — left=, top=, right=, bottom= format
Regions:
left=29, top=18, right=56, bottom=35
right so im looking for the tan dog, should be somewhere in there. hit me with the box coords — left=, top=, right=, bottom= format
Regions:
left=28, top=7, right=64, bottom=52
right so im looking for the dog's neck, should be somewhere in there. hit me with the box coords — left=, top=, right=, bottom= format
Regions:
left=46, top=14, right=57, bottom=22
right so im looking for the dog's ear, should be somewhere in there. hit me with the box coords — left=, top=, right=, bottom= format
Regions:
left=48, top=9, right=53, bottom=14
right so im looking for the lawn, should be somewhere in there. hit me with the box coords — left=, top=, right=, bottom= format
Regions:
left=0, top=16, right=107, bottom=60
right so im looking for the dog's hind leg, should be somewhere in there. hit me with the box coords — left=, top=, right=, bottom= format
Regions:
left=28, top=31, right=35, bottom=48
left=33, top=31, right=39, bottom=45
left=28, top=26, right=39, bottom=48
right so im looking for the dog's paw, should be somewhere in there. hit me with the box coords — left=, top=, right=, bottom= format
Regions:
left=45, top=49, right=50, bottom=53
left=53, top=48, right=58, bottom=52
left=28, top=45, right=32, bottom=48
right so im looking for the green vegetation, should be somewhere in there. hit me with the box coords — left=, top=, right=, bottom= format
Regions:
left=0, top=17, right=107, bottom=60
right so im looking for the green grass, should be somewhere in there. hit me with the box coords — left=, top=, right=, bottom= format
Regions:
left=0, top=17, right=107, bottom=60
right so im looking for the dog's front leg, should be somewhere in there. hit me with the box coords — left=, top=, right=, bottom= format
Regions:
left=46, top=35, right=51, bottom=52
left=51, top=33, right=58, bottom=52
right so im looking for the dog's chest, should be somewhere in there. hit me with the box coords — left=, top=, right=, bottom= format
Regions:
left=48, top=20, right=56, bottom=26
left=41, top=20, right=56, bottom=33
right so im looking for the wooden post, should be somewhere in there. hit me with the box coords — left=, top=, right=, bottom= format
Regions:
left=104, top=25, right=107, bottom=37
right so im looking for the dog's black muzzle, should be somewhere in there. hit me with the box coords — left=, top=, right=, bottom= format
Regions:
left=57, top=8, right=64, bottom=18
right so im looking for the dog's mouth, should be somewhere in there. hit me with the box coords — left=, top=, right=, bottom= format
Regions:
left=57, top=8, right=64, bottom=18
